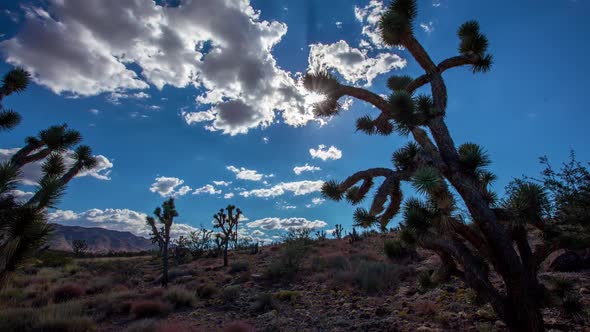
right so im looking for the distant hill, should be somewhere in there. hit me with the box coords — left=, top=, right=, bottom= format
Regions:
left=49, top=223, right=156, bottom=253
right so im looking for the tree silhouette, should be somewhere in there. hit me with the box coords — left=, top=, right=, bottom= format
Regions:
left=0, top=69, right=97, bottom=288
left=213, top=205, right=241, bottom=267
left=72, top=239, right=88, bottom=257
left=146, top=198, right=178, bottom=287
left=305, top=1, right=546, bottom=330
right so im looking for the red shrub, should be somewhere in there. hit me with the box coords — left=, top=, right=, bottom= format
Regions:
left=145, top=287, right=165, bottom=298
left=157, top=322, right=192, bottom=332
left=222, top=321, right=256, bottom=332
left=130, top=300, right=171, bottom=318
left=53, top=283, right=85, bottom=303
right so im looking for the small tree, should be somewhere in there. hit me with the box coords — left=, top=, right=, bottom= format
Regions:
left=72, top=239, right=88, bottom=257
left=213, top=205, right=241, bottom=267
left=146, top=198, right=178, bottom=287
left=0, top=68, right=97, bottom=288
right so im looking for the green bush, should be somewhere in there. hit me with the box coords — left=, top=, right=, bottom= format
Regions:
left=221, top=285, right=241, bottom=303
left=36, top=251, right=73, bottom=268
left=383, top=239, right=406, bottom=259
left=274, top=290, right=301, bottom=301
left=418, top=270, right=435, bottom=291
left=252, top=293, right=275, bottom=313
left=164, top=287, right=196, bottom=308
left=196, top=283, right=217, bottom=299
left=229, top=261, right=250, bottom=274
left=353, top=261, right=399, bottom=293
left=562, top=294, right=583, bottom=316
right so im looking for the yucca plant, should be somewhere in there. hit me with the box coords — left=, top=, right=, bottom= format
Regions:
left=146, top=198, right=178, bottom=287
left=0, top=69, right=97, bottom=288
left=213, top=205, right=242, bottom=267
left=304, top=2, right=548, bottom=331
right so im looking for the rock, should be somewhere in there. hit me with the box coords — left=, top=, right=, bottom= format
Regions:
left=542, top=249, right=585, bottom=272
left=579, top=287, right=589, bottom=295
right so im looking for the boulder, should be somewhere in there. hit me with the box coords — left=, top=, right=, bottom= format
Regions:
left=542, top=249, right=585, bottom=272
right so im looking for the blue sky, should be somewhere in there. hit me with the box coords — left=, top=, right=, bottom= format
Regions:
left=1, top=0, right=588, bottom=241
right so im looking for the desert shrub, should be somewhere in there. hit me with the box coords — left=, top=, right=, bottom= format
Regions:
left=86, top=291, right=135, bottom=320
left=383, top=239, right=406, bottom=259
left=418, top=270, right=435, bottom=292
left=264, top=240, right=308, bottom=280
left=124, top=319, right=158, bottom=332
left=311, top=255, right=351, bottom=272
left=0, top=287, right=26, bottom=304
left=53, top=283, right=85, bottom=303
left=0, top=307, right=37, bottom=331
left=252, top=293, right=275, bottom=313
left=36, top=251, right=73, bottom=268
left=464, top=288, right=485, bottom=307
left=551, top=277, right=574, bottom=298
left=222, top=321, right=256, bottom=332
left=281, top=228, right=313, bottom=246
left=353, top=261, right=399, bottom=293
left=85, top=277, right=113, bottom=295
left=562, top=294, right=583, bottom=316
left=130, top=300, right=171, bottom=319
left=413, top=300, right=438, bottom=316
left=221, top=285, right=241, bottom=303
left=229, top=261, right=250, bottom=273
left=145, top=288, right=165, bottom=298
left=164, top=287, right=196, bottom=309
left=166, top=269, right=192, bottom=282
left=196, top=283, right=217, bottom=299
left=36, top=316, right=95, bottom=332
left=63, top=264, right=81, bottom=276
left=274, top=290, right=300, bottom=301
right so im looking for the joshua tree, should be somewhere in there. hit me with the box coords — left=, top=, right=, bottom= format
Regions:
left=333, top=224, right=344, bottom=239
left=72, top=239, right=88, bottom=257
left=213, top=205, right=241, bottom=267
left=0, top=69, right=98, bottom=288
left=304, top=1, right=548, bottom=330
left=146, top=198, right=178, bottom=287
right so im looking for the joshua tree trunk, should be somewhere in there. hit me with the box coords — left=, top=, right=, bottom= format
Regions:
left=223, top=240, right=229, bottom=267
left=162, top=237, right=169, bottom=287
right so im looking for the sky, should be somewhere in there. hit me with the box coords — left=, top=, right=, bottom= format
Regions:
left=0, top=0, right=589, bottom=242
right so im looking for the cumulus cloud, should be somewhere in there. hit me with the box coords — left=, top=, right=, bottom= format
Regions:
left=227, top=165, right=270, bottom=181
left=224, top=192, right=234, bottom=199
left=354, top=0, right=388, bottom=49
left=213, top=180, right=232, bottom=186
left=149, top=176, right=191, bottom=197
left=1, top=0, right=326, bottom=135
left=239, top=180, right=324, bottom=198
left=246, top=217, right=327, bottom=231
left=193, top=184, right=222, bottom=195
left=48, top=208, right=198, bottom=238
left=293, top=163, right=321, bottom=175
left=309, top=144, right=342, bottom=161
left=0, top=148, right=113, bottom=186
left=308, top=40, right=405, bottom=87
left=306, top=197, right=326, bottom=208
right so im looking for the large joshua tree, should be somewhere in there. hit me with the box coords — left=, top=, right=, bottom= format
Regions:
left=213, top=205, right=241, bottom=267
left=0, top=68, right=98, bottom=287
left=146, top=198, right=178, bottom=287
left=304, top=1, right=547, bottom=331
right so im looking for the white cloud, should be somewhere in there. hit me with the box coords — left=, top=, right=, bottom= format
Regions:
left=193, top=184, right=221, bottom=195
left=227, top=165, right=269, bottom=181
left=149, top=176, right=191, bottom=197
left=48, top=208, right=198, bottom=238
left=308, top=40, right=406, bottom=87
left=246, top=217, right=327, bottom=231
left=309, top=144, right=342, bottom=161
left=262, top=136, right=269, bottom=144
left=89, top=108, right=99, bottom=115
left=0, top=0, right=329, bottom=134
left=354, top=0, right=388, bottom=49
left=335, top=21, right=343, bottom=29
left=7, top=189, right=34, bottom=201
left=239, top=180, right=324, bottom=198
left=108, top=91, right=150, bottom=104
left=420, top=21, right=435, bottom=34
left=293, top=163, right=321, bottom=175
left=224, top=192, right=234, bottom=199
left=0, top=148, right=113, bottom=186
left=432, top=0, right=442, bottom=7
left=306, top=197, right=326, bottom=208
left=213, top=180, right=232, bottom=186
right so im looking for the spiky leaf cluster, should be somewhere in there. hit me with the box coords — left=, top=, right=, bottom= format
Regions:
left=458, top=143, right=491, bottom=172
left=412, top=166, right=441, bottom=195
left=379, top=1, right=416, bottom=46
left=312, top=98, right=341, bottom=117
left=1, top=68, right=30, bottom=96
left=503, top=181, right=548, bottom=226
left=39, top=125, right=82, bottom=151
left=356, top=115, right=376, bottom=135
left=322, top=180, right=343, bottom=201
left=402, top=198, right=434, bottom=233
left=353, top=207, right=378, bottom=229
left=457, top=21, right=493, bottom=73
left=392, top=142, right=420, bottom=171
left=387, top=75, right=413, bottom=91
left=346, top=186, right=364, bottom=205
left=0, top=110, right=21, bottom=131
left=303, top=70, right=340, bottom=95
left=388, top=92, right=430, bottom=135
